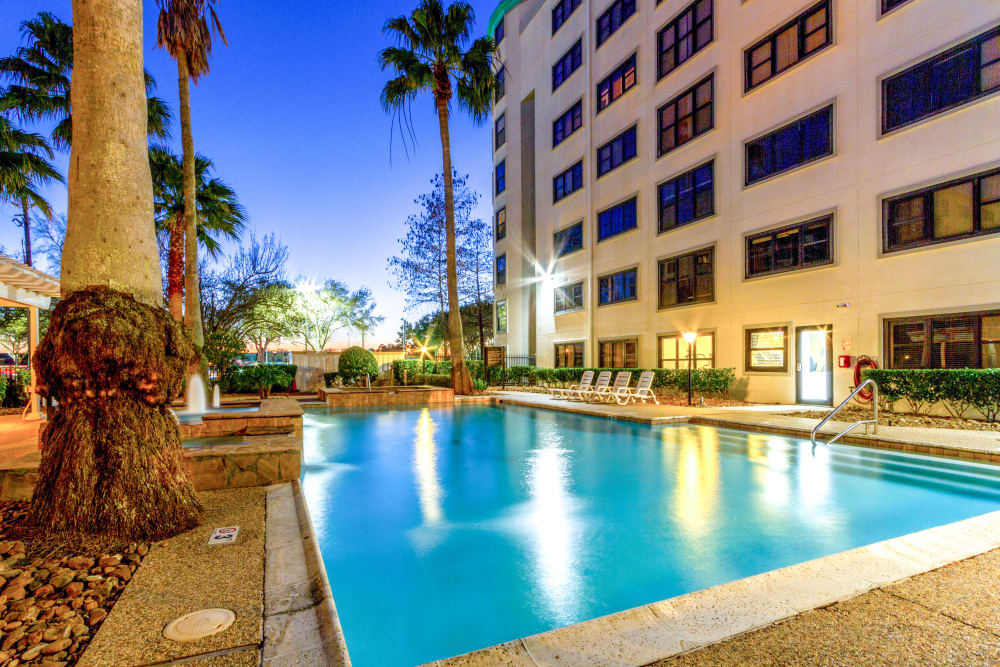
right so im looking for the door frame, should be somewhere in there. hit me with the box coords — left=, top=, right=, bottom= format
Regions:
left=795, top=325, right=833, bottom=406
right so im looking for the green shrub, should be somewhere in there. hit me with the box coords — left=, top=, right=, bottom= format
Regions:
left=245, top=364, right=293, bottom=398
left=1, top=370, right=28, bottom=408
left=489, top=366, right=735, bottom=396
left=323, top=371, right=339, bottom=388
left=219, top=364, right=296, bottom=395
left=863, top=368, right=1000, bottom=422
left=338, top=347, right=378, bottom=385
left=412, top=373, right=452, bottom=388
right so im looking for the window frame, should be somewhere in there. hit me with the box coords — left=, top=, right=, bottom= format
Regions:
left=657, top=74, right=714, bottom=157
left=745, top=326, right=789, bottom=373
left=495, top=207, right=507, bottom=241
left=880, top=0, right=913, bottom=15
left=596, top=52, right=638, bottom=114
left=552, top=0, right=582, bottom=35
left=595, top=0, right=637, bottom=50
left=597, top=196, right=639, bottom=242
left=553, top=39, right=584, bottom=91
left=496, top=300, right=508, bottom=333
left=658, top=331, right=715, bottom=369
left=657, top=246, right=715, bottom=310
left=745, top=214, right=835, bottom=279
left=880, top=26, right=1000, bottom=135
left=495, top=253, right=507, bottom=286
left=597, top=266, right=638, bottom=306
left=658, top=159, right=715, bottom=234
left=657, top=0, right=714, bottom=82
left=553, top=99, right=584, bottom=148
left=495, top=113, right=506, bottom=149
left=555, top=341, right=585, bottom=368
left=596, top=124, right=638, bottom=177
left=599, top=337, right=639, bottom=368
left=554, top=282, right=585, bottom=314
left=744, top=0, right=833, bottom=93
left=744, top=104, right=834, bottom=186
left=496, top=68, right=506, bottom=101
left=884, top=310, right=1000, bottom=369
left=881, top=166, right=1000, bottom=253
left=494, top=19, right=504, bottom=45
left=495, top=160, right=506, bottom=195
left=553, top=221, right=584, bottom=258
left=553, top=160, right=584, bottom=203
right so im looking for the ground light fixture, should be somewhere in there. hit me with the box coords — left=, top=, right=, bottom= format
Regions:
left=682, top=332, right=698, bottom=406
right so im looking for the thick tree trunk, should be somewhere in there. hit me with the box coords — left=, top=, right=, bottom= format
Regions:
left=435, top=101, right=472, bottom=394
left=167, top=214, right=184, bottom=321
left=30, top=0, right=200, bottom=540
left=178, top=55, right=204, bottom=372
left=21, top=199, right=32, bottom=267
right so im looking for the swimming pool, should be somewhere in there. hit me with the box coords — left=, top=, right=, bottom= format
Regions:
left=300, top=404, right=1000, bottom=666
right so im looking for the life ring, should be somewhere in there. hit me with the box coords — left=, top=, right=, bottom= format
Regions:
left=854, top=355, right=878, bottom=403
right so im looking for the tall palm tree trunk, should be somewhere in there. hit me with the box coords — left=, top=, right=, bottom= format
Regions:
left=435, top=98, right=473, bottom=394
left=178, top=54, right=204, bottom=369
left=167, top=214, right=184, bottom=320
left=20, top=199, right=32, bottom=267
left=28, top=0, right=201, bottom=540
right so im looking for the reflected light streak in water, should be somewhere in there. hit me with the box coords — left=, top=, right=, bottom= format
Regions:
left=670, top=427, right=720, bottom=538
left=413, top=408, right=444, bottom=525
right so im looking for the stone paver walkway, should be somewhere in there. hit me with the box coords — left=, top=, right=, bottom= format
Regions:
left=656, top=548, right=1000, bottom=666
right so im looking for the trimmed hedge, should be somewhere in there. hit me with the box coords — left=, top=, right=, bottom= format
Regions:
left=411, top=373, right=452, bottom=388
left=863, top=368, right=1000, bottom=421
left=391, top=360, right=735, bottom=396
left=219, top=364, right=297, bottom=394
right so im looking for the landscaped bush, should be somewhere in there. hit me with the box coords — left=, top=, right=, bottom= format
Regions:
left=246, top=364, right=293, bottom=399
left=219, top=364, right=297, bottom=395
left=411, top=373, right=452, bottom=388
left=338, top=346, right=378, bottom=385
left=323, top=371, right=339, bottom=388
left=863, top=368, right=1000, bottom=422
left=1, top=370, right=28, bottom=408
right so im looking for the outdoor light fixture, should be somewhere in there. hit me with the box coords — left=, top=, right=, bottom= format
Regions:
left=682, top=332, right=697, bottom=407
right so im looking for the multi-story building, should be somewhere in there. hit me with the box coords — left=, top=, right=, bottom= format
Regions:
left=488, top=0, right=1000, bottom=405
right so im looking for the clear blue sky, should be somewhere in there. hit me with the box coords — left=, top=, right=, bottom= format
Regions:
left=0, top=0, right=498, bottom=347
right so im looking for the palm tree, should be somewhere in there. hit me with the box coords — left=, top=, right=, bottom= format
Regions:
left=0, top=116, right=62, bottom=266
left=149, top=146, right=247, bottom=318
left=0, top=11, right=172, bottom=150
left=155, top=0, right=227, bottom=363
left=28, top=0, right=200, bottom=539
left=379, top=0, right=498, bottom=395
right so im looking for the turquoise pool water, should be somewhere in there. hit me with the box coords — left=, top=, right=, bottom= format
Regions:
left=300, top=404, right=1000, bottom=666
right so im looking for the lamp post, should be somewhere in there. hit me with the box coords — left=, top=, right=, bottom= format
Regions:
left=682, top=332, right=697, bottom=407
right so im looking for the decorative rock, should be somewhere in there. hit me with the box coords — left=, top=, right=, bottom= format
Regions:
left=86, top=609, right=106, bottom=626
left=63, top=583, right=83, bottom=598
left=1, top=629, right=23, bottom=650
left=136, top=544, right=149, bottom=557
left=48, top=575, right=72, bottom=590
left=70, top=624, right=88, bottom=638
left=41, top=638, right=70, bottom=654
left=33, top=585, right=53, bottom=599
left=82, top=600, right=97, bottom=612
left=21, top=642, right=45, bottom=660
left=2, top=586, right=25, bottom=602
left=69, top=598, right=82, bottom=610
left=8, top=543, right=25, bottom=556
left=25, top=630, right=41, bottom=644
left=65, top=558, right=92, bottom=571
left=96, top=556, right=120, bottom=569
left=111, top=565, right=131, bottom=582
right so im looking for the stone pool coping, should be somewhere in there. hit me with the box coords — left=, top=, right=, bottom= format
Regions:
left=180, top=397, right=304, bottom=439
left=430, top=510, right=1000, bottom=666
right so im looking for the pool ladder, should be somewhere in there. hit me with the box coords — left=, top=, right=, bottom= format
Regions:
left=810, top=379, right=879, bottom=449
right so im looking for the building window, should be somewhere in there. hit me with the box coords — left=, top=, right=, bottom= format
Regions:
left=496, top=254, right=507, bottom=285
left=596, top=0, right=636, bottom=49
left=496, top=69, right=506, bottom=101
left=745, top=326, right=789, bottom=372
left=659, top=161, right=714, bottom=233
left=554, top=282, right=584, bottom=313
left=597, top=197, right=638, bottom=241
left=745, top=105, right=833, bottom=186
left=597, top=125, right=637, bottom=177
left=598, top=268, right=637, bottom=305
left=745, top=1, right=832, bottom=92
left=657, top=74, right=713, bottom=156
left=657, top=0, right=713, bottom=81
left=599, top=338, right=638, bottom=367
left=882, top=27, right=1000, bottom=134
left=553, top=100, right=583, bottom=147
left=881, top=0, right=912, bottom=13
left=495, top=160, right=506, bottom=195
left=552, top=0, right=582, bottom=35
left=496, top=300, right=508, bottom=333
left=553, top=160, right=584, bottom=202
left=659, top=332, right=714, bottom=369
left=555, top=342, right=585, bottom=368
left=746, top=215, right=833, bottom=278
left=887, top=311, right=1000, bottom=369
left=495, top=207, right=507, bottom=240
left=494, top=19, right=504, bottom=45
left=658, top=247, right=713, bottom=309
left=883, top=167, right=1000, bottom=252
left=597, top=53, right=637, bottom=113
left=495, top=113, right=505, bottom=149
left=553, top=39, right=583, bottom=91
left=553, top=221, right=584, bottom=257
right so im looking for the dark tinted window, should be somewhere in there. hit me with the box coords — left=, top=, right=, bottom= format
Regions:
left=495, top=160, right=506, bottom=194
left=496, top=254, right=507, bottom=285
left=597, top=125, right=637, bottom=176
left=554, top=283, right=584, bottom=313
left=554, top=221, right=584, bottom=257
left=881, top=0, right=913, bottom=14
left=496, top=69, right=505, bottom=101
left=599, top=339, right=637, bottom=367
left=495, top=207, right=506, bottom=240
left=658, top=247, right=713, bottom=309
left=659, top=161, right=714, bottom=233
left=552, top=0, right=582, bottom=34
left=553, top=161, right=584, bottom=202
left=746, top=215, right=833, bottom=278
left=658, top=0, right=713, bottom=80
left=657, top=75, right=713, bottom=155
left=745, top=1, right=832, bottom=92
left=745, top=105, right=833, bottom=185
left=553, top=40, right=583, bottom=91
left=598, top=269, right=637, bottom=305
left=495, top=113, right=505, bottom=149
left=887, top=311, right=1000, bottom=369
left=553, top=100, right=584, bottom=147
left=494, top=19, right=504, bottom=44
left=596, top=0, right=636, bottom=49
left=555, top=342, right=585, bottom=367
left=597, top=53, right=637, bottom=113
left=597, top=197, right=638, bottom=241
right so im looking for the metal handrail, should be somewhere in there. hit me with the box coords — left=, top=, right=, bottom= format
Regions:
left=810, top=379, right=879, bottom=449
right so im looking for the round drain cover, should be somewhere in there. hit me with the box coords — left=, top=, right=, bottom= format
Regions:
left=163, top=608, right=235, bottom=642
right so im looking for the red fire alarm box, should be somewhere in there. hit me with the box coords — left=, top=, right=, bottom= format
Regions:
left=838, top=355, right=852, bottom=368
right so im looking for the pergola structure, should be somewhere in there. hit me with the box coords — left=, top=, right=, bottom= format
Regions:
left=0, top=255, right=59, bottom=420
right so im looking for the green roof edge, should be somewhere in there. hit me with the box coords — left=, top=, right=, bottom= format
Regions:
left=487, top=0, right=525, bottom=39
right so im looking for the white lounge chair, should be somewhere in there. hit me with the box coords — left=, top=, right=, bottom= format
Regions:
left=551, top=370, right=593, bottom=400
left=616, top=371, right=659, bottom=405
left=568, top=371, right=611, bottom=401
left=591, top=371, right=631, bottom=403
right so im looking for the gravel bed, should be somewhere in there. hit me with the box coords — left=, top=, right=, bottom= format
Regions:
left=0, top=502, right=150, bottom=666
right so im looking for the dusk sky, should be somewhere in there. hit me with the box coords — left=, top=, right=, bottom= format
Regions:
left=0, top=0, right=498, bottom=347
